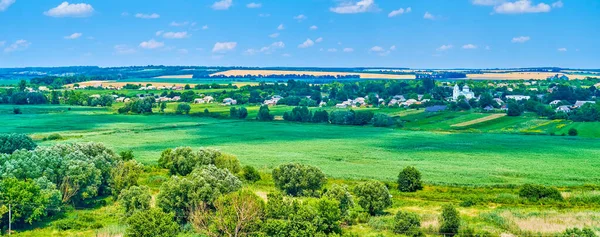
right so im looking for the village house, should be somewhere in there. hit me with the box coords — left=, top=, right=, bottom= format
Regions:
left=505, top=95, right=530, bottom=101
left=222, top=98, right=237, bottom=105
left=194, top=96, right=214, bottom=104
left=556, top=105, right=571, bottom=113
left=573, top=101, right=596, bottom=108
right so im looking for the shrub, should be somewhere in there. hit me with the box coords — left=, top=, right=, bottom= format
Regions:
left=242, top=165, right=261, bottom=183
left=110, top=160, right=144, bottom=196
left=272, top=163, right=326, bottom=196
left=176, top=103, right=191, bottom=114
left=562, top=227, right=598, bottom=237
left=0, top=133, right=37, bottom=154
left=568, top=128, right=578, bottom=136
left=393, top=211, right=423, bottom=237
left=44, top=133, right=63, bottom=141
left=324, top=184, right=354, bottom=216
left=118, top=186, right=151, bottom=217
left=125, top=208, right=179, bottom=237
left=373, top=113, right=395, bottom=127
left=439, top=205, right=460, bottom=236
left=119, top=150, right=134, bottom=161
left=214, top=153, right=241, bottom=174
left=353, top=180, right=392, bottom=215
left=158, top=147, right=220, bottom=176
left=518, top=184, right=563, bottom=201
left=397, top=166, right=423, bottom=192
left=13, top=107, right=22, bottom=114
left=257, top=105, right=274, bottom=121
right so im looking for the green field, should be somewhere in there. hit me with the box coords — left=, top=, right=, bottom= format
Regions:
left=2, top=105, right=600, bottom=187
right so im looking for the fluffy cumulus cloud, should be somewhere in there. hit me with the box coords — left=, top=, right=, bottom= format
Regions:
left=246, top=41, right=285, bottom=55
left=370, top=46, right=384, bottom=52
left=511, top=36, right=530, bottom=43
left=0, top=0, right=15, bottom=11
left=135, top=13, right=160, bottom=19
left=212, top=0, right=232, bottom=10
left=160, top=31, right=189, bottom=39
left=462, top=44, right=477, bottom=49
left=298, top=39, right=315, bottom=48
left=277, top=24, right=285, bottom=30
left=212, top=42, right=237, bottom=53
left=114, top=44, right=136, bottom=54
left=423, top=12, right=435, bottom=20
left=330, top=0, right=377, bottom=14
left=309, top=25, right=318, bottom=30
left=343, top=47, right=354, bottom=53
left=44, top=2, right=94, bottom=17
left=64, top=33, right=82, bottom=40
left=471, top=0, right=505, bottom=6
left=293, top=14, right=307, bottom=21
left=170, top=21, right=190, bottom=27
left=4, top=40, right=30, bottom=53
left=139, top=39, right=164, bottom=49
left=494, top=0, right=551, bottom=14
left=388, top=7, right=411, bottom=17
left=437, top=44, right=453, bottom=51
left=246, top=2, right=261, bottom=8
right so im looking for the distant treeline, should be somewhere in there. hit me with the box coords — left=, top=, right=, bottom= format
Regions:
left=208, top=74, right=360, bottom=79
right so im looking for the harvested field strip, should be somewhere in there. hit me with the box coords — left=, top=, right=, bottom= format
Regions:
left=154, top=74, right=194, bottom=79
left=451, top=114, right=506, bottom=127
left=210, top=69, right=415, bottom=80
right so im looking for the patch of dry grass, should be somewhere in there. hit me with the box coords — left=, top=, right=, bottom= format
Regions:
left=211, top=69, right=415, bottom=80
left=466, top=72, right=589, bottom=80
left=451, top=114, right=506, bottom=127
left=153, top=74, right=194, bottom=79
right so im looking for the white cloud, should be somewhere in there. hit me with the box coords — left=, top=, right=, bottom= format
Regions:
left=246, top=2, right=261, bottom=8
left=343, top=48, right=354, bottom=52
left=298, top=39, right=315, bottom=48
left=552, top=1, right=563, bottom=8
left=246, top=41, right=285, bottom=55
left=213, top=42, right=237, bottom=53
left=494, top=0, right=551, bottom=14
left=423, top=12, right=435, bottom=20
left=161, top=31, right=189, bottom=39
left=511, top=36, right=530, bottom=43
left=155, top=31, right=164, bottom=36
left=212, top=0, right=232, bottom=10
left=370, top=46, right=384, bottom=52
left=330, top=0, right=377, bottom=14
left=390, top=45, right=396, bottom=50
left=114, top=44, right=136, bottom=54
left=437, top=44, right=453, bottom=51
left=64, top=33, right=82, bottom=40
left=170, top=21, right=189, bottom=27
left=139, top=39, right=164, bottom=49
left=315, top=37, right=323, bottom=43
left=277, top=24, right=285, bottom=30
left=0, top=0, right=15, bottom=11
left=462, top=44, right=477, bottom=49
left=4, top=40, right=30, bottom=53
left=202, top=25, right=209, bottom=30
left=309, top=25, right=318, bottom=30
left=293, top=14, right=307, bottom=21
left=269, top=33, right=280, bottom=38
left=471, top=0, right=505, bottom=6
left=558, top=47, right=567, bottom=52
left=388, top=7, right=411, bottom=17
left=44, top=2, right=94, bottom=17
left=135, top=13, right=160, bottom=19
left=327, top=48, right=337, bottom=52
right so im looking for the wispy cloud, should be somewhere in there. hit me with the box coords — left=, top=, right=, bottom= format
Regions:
left=557, top=47, right=567, bottom=52
left=4, top=40, right=30, bottom=53
left=494, top=0, right=551, bottom=14
left=309, top=25, right=318, bottom=30
left=269, top=33, right=280, bottom=38
left=462, top=44, right=477, bottom=49
left=277, top=24, right=285, bottom=30
left=246, top=41, right=285, bottom=55
left=213, top=42, right=237, bottom=53
left=511, top=36, right=530, bottom=43
left=212, top=0, right=233, bottom=10
left=246, top=2, right=261, bottom=8
left=298, top=39, right=315, bottom=48
left=388, top=7, right=411, bottom=17
left=114, top=44, right=136, bottom=54
left=135, top=13, right=160, bottom=19
left=0, top=0, right=15, bottom=11
left=293, top=14, right=307, bottom=21
left=159, top=31, right=189, bottom=39
left=343, top=48, right=354, bottom=53
left=437, top=44, right=453, bottom=51
left=315, top=37, right=323, bottom=43
left=64, top=33, right=82, bottom=40
left=170, top=21, right=190, bottom=27
left=139, top=39, right=164, bottom=49
left=44, top=2, right=94, bottom=17
left=330, top=0, right=377, bottom=14
left=423, top=11, right=436, bottom=20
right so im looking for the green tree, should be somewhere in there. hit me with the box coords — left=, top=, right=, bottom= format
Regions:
left=18, top=80, right=26, bottom=92
left=373, top=113, right=395, bottom=127
left=119, top=150, right=135, bottom=161
left=568, top=128, right=578, bottom=136
left=0, top=133, right=37, bottom=154
left=518, top=184, right=563, bottom=201
left=0, top=178, right=58, bottom=225
left=118, top=186, right=151, bottom=217
left=242, top=165, right=261, bottom=183
left=125, top=208, right=179, bottom=237
left=397, top=166, right=423, bottom=192
left=393, top=211, right=423, bottom=236
left=507, top=101, right=523, bottom=116
left=257, top=105, right=274, bottom=121
left=353, top=180, right=392, bottom=215
left=272, top=163, right=326, bottom=196
left=158, top=147, right=219, bottom=176
left=214, top=153, right=241, bottom=174
left=324, top=184, right=354, bottom=216
left=439, top=205, right=460, bottom=236
left=110, top=160, right=143, bottom=196
left=176, top=103, right=191, bottom=114
left=50, top=90, right=60, bottom=104
left=159, top=102, right=167, bottom=113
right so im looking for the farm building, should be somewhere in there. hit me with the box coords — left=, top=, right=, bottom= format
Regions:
left=505, top=95, right=530, bottom=101
left=573, top=101, right=596, bottom=108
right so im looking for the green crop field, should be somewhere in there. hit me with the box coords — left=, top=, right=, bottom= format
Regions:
left=2, top=105, right=600, bottom=187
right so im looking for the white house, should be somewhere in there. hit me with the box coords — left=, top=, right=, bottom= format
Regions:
left=222, top=98, right=237, bottom=105
left=556, top=105, right=571, bottom=113
left=505, top=95, right=530, bottom=101
left=574, top=101, right=596, bottom=108
left=453, top=84, right=475, bottom=101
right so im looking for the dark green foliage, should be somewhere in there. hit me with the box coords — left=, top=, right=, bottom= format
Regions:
left=283, top=106, right=312, bottom=122
left=353, top=180, right=392, bottom=215
left=329, top=110, right=374, bottom=125
left=393, top=211, right=423, bottom=237
left=125, top=208, right=179, bottom=237
left=272, top=163, right=326, bottom=196
left=439, top=205, right=460, bottom=236
left=257, top=105, right=274, bottom=121
left=506, top=101, right=523, bottom=116
left=157, top=165, right=242, bottom=219
left=373, top=113, right=395, bottom=127
left=158, top=147, right=221, bottom=176
left=0, top=178, right=59, bottom=225
left=568, top=128, right=578, bottom=136
left=119, top=150, right=135, bottom=161
left=312, top=109, right=329, bottom=123
left=397, top=166, right=423, bottom=192
left=118, top=185, right=151, bottom=217
left=13, top=107, right=21, bottom=114
left=242, top=165, right=261, bottom=183
left=324, top=184, right=354, bottom=216
left=562, top=227, right=598, bottom=237
left=0, top=133, right=36, bottom=154
left=175, top=103, right=191, bottom=114
left=570, top=103, right=600, bottom=122
left=518, top=184, right=563, bottom=201
left=230, top=107, right=249, bottom=119
left=110, top=160, right=143, bottom=196
left=43, top=133, right=63, bottom=141
left=118, top=97, right=155, bottom=114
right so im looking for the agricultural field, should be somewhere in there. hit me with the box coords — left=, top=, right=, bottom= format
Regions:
left=466, top=72, right=591, bottom=80
left=211, top=69, right=416, bottom=80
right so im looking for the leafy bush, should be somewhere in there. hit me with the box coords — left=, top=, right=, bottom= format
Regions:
left=518, top=184, right=563, bottom=201
left=324, top=184, right=354, bottom=216
left=110, top=160, right=143, bottom=196
left=373, top=113, right=395, bottom=127
left=118, top=186, right=151, bottom=217
left=125, top=208, right=179, bottom=237
left=44, top=133, right=63, bottom=141
left=119, top=150, right=134, bottom=161
left=158, top=147, right=220, bottom=176
left=393, top=211, right=423, bottom=237
left=397, top=166, right=423, bottom=192
left=439, top=205, right=460, bottom=236
left=257, top=105, right=274, bottom=121
left=214, top=153, right=241, bottom=174
left=242, top=165, right=261, bottom=183
left=568, top=128, right=578, bottom=136
left=272, top=163, right=326, bottom=196
left=0, top=133, right=37, bottom=154
left=353, top=180, right=392, bottom=215
left=175, top=103, right=191, bottom=114
left=562, top=227, right=598, bottom=237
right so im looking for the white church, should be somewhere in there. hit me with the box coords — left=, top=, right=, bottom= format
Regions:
left=453, top=84, right=475, bottom=101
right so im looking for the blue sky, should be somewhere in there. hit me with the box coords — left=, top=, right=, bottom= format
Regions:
left=0, top=0, right=598, bottom=68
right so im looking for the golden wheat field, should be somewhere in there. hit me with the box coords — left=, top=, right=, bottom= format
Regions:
left=210, top=69, right=416, bottom=79
left=466, top=72, right=589, bottom=80
left=153, top=74, right=194, bottom=79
